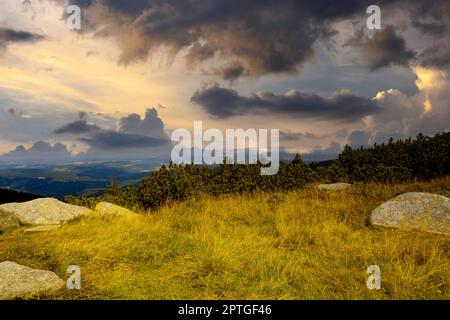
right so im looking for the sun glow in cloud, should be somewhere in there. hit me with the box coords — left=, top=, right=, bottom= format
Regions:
left=1, top=39, right=166, bottom=113
left=413, top=66, right=447, bottom=114
left=373, top=88, right=401, bottom=101
left=423, top=98, right=432, bottom=113
left=414, top=66, right=441, bottom=91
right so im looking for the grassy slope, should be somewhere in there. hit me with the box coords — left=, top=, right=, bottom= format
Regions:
left=0, top=177, right=449, bottom=300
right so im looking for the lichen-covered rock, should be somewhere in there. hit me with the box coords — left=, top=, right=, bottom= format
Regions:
left=0, top=198, right=92, bottom=225
left=0, top=261, right=64, bottom=299
left=95, top=202, right=138, bottom=216
left=370, top=192, right=450, bottom=235
left=317, top=183, right=352, bottom=191
left=24, top=225, right=61, bottom=233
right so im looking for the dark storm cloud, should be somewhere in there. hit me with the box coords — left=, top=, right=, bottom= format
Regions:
left=220, top=61, right=245, bottom=81
left=54, top=120, right=100, bottom=134
left=279, top=131, right=324, bottom=142
left=347, top=26, right=416, bottom=70
left=418, top=42, right=450, bottom=68
left=410, top=0, right=450, bottom=36
left=103, top=0, right=151, bottom=15
left=79, top=131, right=167, bottom=150
left=50, top=1, right=450, bottom=76
left=52, top=0, right=387, bottom=77
left=191, top=83, right=380, bottom=121
left=54, top=111, right=101, bottom=134
left=110, top=0, right=324, bottom=74
left=0, top=28, right=44, bottom=42
left=412, top=20, right=447, bottom=36
left=185, top=42, right=215, bottom=67
left=67, top=0, right=94, bottom=7
left=0, top=28, right=44, bottom=51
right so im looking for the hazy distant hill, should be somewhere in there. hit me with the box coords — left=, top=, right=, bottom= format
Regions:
left=0, top=188, right=42, bottom=205
left=0, top=161, right=157, bottom=199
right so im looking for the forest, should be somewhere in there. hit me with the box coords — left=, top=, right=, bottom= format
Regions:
left=0, top=188, right=42, bottom=205
left=65, top=132, right=450, bottom=211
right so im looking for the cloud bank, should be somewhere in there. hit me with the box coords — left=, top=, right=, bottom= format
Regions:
left=53, top=107, right=169, bottom=151
left=191, top=83, right=380, bottom=121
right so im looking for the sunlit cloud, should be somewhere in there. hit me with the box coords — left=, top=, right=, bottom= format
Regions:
left=413, top=66, right=447, bottom=114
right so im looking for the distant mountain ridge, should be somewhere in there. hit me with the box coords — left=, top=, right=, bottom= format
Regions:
left=0, top=188, right=42, bottom=205
left=0, top=161, right=158, bottom=199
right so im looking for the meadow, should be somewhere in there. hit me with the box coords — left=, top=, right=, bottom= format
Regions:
left=0, top=177, right=449, bottom=299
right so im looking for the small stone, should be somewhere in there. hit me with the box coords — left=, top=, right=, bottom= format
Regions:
left=317, top=183, right=352, bottom=191
left=0, top=261, right=64, bottom=300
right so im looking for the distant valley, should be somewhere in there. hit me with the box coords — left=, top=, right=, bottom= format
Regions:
left=0, top=161, right=160, bottom=199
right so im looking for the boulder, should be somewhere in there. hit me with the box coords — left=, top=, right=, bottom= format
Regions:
left=0, top=198, right=91, bottom=226
left=370, top=192, right=450, bottom=235
left=0, top=261, right=64, bottom=299
left=317, top=183, right=352, bottom=191
left=95, top=202, right=138, bottom=216
left=24, top=225, right=61, bottom=233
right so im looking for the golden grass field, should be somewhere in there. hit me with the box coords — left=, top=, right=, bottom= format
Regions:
left=0, top=177, right=449, bottom=300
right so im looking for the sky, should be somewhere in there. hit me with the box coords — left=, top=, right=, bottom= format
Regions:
left=0, top=0, right=449, bottom=162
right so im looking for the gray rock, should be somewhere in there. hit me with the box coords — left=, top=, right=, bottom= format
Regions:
left=317, top=183, right=352, bottom=191
left=370, top=192, right=450, bottom=235
left=0, top=198, right=92, bottom=226
left=24, top=225, right=61, bottom=233
left=0, top=261, right=64, bottom=299
left=95, top=202, right=138, bottom=216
